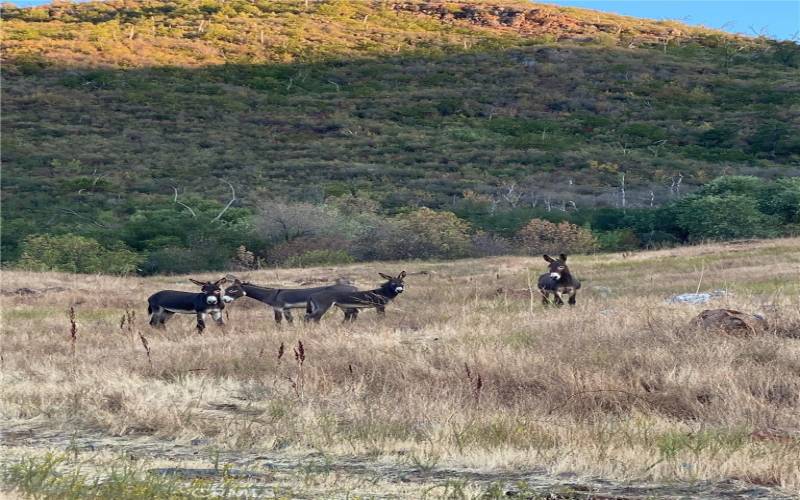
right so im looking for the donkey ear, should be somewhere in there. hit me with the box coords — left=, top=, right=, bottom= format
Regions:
left=214, top=277, right=228, bottom=286
left=559, top=254, right=567, bottom=262
left=543, top=255, right=555, bottom=263
left=379, top=273, right=393, bottom=280
left=189, top=278, right=206, bottom=286
left=397, top=271, right=406, bottom=279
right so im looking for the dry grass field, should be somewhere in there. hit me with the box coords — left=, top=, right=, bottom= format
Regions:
left=2, top=238, right=800, bottom=498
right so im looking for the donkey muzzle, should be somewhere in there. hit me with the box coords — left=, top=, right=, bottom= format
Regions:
left=222, top=295, right=234, bottom=303
left=549, top=273, right=561, bottom=280
left=206, top=295, right=219, bottom=304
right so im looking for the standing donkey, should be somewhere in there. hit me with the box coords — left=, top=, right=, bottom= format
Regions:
left=537, top=254, right=581, bottom=306
left=148, top=277, right=230, bottom=333
left=223, top=277, right=358, bottom=323
left=305, top=271, right=406, bottom=322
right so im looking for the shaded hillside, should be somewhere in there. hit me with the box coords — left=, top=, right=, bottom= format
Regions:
left=2, top=0, right=799, bottom=268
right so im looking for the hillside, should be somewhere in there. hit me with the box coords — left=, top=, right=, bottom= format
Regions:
left=2, top=0, right=799, bottom=269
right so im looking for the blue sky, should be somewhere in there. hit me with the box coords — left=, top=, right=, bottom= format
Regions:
left=542, top=1, right=799, bottom=41
left=9, top=0, right=800, bottom=41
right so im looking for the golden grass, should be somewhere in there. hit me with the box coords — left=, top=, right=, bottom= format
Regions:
left=2, top=238, right=800, bottom=495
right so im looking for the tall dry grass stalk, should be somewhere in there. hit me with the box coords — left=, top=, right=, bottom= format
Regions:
left=67, top=305, right=77, bottom=373
left=1, top=238, right=799, bottom=493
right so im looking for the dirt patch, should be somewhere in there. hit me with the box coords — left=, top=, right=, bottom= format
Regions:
left=1, top=422, right=793, bottom=499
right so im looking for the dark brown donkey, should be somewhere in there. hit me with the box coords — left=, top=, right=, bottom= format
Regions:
left=305, top=271, right=406, bottom=322
left=223, top=277, right=358, bottom=323
left=147, top=277, right=229, bottom=333
left=537, top=254, right=581, bottom=306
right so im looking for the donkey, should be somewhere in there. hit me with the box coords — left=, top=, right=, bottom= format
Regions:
left=537, top=254, right=581, bottom=307
left=147, top=277, right=229, bottom=333
left=223, top=278, right=358, bottom=323
left=305, top=271, right=406, bottom=322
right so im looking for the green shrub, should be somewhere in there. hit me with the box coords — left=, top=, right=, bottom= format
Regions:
left=674, top=194, right=779, bottom=240
left=758, top=177, right=800, bottom=224
left=697, top=125, right=738, bottom=148
left=596, top=229, right=640, bottom=252
left=699, top=175, right=763, bottom=198
left=140, top=245, right=231, bottom=275
left=747, top=120, right=800, bottom=157
left=397, top=207, right=473, bottom=259
left=18, top=234, right=140, bottom=274
left=621, top=122, right=667, bottom=143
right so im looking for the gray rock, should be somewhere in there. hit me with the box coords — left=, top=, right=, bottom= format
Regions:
left=668, top=290, right=728, bottom=304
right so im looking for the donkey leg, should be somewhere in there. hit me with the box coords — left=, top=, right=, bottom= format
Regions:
left=159, top=311, right=174, bottom=328
left=342, top=308, right=358, bottom=322
left=196, top=312, right=207, bottom=334
left=284, top=309, right=295, bottom=324
left=568, top=293, right=577, bottom=306
left=554, top=292, right=565, bottom=307
left=211, top=309, right=224, bottom=326
left=376, top=306, right=386, bottom=318
left=304, top=301, right=314, bottom=323
left=540, top=290, right=550, bottom=306
left=307, top=308, right=326, bottom=323
left=149, top=306, right=163, bottom=327
left=273, top=308, right=283, bottom=324
left=305, top=299, right=329, bottom=323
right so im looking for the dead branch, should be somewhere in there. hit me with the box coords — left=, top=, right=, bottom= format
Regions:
left=171, top=186, right=197, bottom=217
left=212, top=181, right=237, bottom=222
left=501, top=182, right=522, bottom=208
left=58, top=208, right=106, bottom=228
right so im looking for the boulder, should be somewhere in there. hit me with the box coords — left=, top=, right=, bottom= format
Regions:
left=690, top=309, right=768, bottom=336
left=669, top=290, right=728, bottom=304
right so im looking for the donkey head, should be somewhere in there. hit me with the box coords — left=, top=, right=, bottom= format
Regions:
left=222, top=276, right=247, bottom=303
left=189, top=277, right=227, bottom=305
left=543, top=254, right=569, bottom=280
left=379, top=271, right=406, bottom=295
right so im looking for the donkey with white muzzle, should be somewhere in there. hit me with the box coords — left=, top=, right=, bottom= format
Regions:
left=147, top=277, right=231, bottom=333
left=537, top=254, right=581, bottom=307
left=223, top=277, right=359, bottom=323
left=305, top=271, right=406, bottom=322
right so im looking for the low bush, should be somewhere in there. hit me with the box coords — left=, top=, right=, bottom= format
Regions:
left=516, top=219, right=597, bottom=255
left=18, top=234, right=140, bottom=274
left=595, top=229, right=640, bottom=252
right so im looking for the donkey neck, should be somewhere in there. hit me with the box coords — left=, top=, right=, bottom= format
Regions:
left=241, top=283, right=278, bottom=301
left=556, top=268, right=574, bottom=283
left=373, top=284, right=399, bottom=299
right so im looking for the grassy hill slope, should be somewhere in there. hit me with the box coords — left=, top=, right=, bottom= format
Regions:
left=2, top=0, right=799, bottom=266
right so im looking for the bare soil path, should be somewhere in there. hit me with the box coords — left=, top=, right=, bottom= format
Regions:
left=2, top=421, right=791, bottom=499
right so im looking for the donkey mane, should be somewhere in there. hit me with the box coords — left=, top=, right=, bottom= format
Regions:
left=239, top=281, right=275, bottom=289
